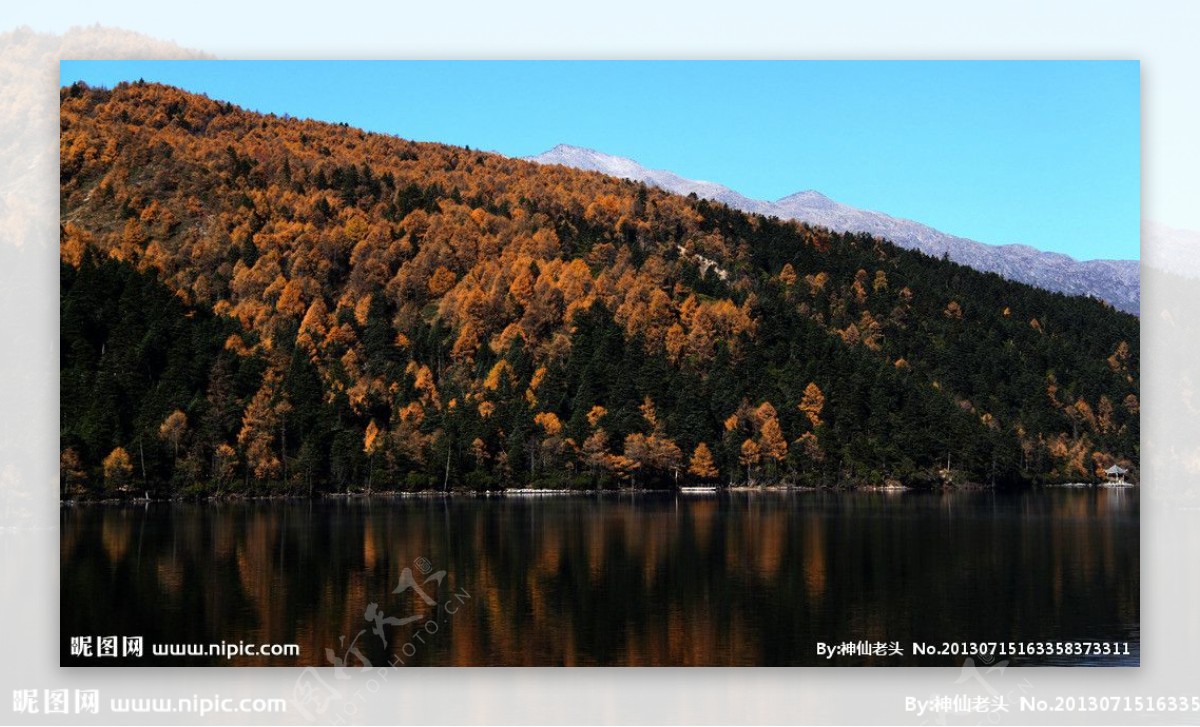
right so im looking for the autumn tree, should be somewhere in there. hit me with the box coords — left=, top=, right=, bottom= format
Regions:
left=1097, top=395, right=1115, bottom=434
left=798, top=383, right=825, bottom=428
left=238, top=378, right=282, bottom=481
left=102, top=447, right=134, bottom=492
left=60, top=448, right=87, bottom=496
left=586, top=405, right=607, bottom=428
left=759, top=417, right=788, bottom=472
left=688, top=442, right=719, bottom=480
left=739, top=439, right=761, bottom=484
left=158, top=409, right=188, bottom=463
left=470, top=437, right=488, bottom=469
left=872, top=269, right=889, bottom=293
left=795, top=431, right=823, bottom=467
left=364, top=419, right=384, bottom=491
left=779, top=263, right=797, bottom=286
left=213, top=443, right=238, bottom=487
left=581, top=429, right=611, bottom=482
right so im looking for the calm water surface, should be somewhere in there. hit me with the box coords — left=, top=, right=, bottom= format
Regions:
left=61, top=488, right=1138, bottom=666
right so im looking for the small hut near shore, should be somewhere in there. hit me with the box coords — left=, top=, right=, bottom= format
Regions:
left=1104, top=464, right=1129, bottom=485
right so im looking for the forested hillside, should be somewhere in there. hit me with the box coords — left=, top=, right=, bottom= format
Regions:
left=59, top=81, right=1139, bottom=497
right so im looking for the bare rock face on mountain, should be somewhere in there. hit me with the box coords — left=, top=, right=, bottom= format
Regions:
left=529, top=145, right=1139, bottom=315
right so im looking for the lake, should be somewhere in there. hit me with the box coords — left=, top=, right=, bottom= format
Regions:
left=60, top=488, right=1138, bottom=666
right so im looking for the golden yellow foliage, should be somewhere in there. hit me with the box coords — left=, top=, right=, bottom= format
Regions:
left=586, top=405, right=608, bottom=428
left=779, top=263, right=797, bottom=286
left=102, top=447, right=133, bottom=490
left=427, top=266, right=457, bottom=297
left=759, top=417, right=788, bottom=462
left=688, top=443, right=719, bottom=479
left=363, top=419, right=382, bottom=455
left=798, top=383, right=825, bottom=428
left=640, top=396, right=658, bottom=427
left=739, top=439, right=761, bottom=467
left=534, top=411, right=563, bottom=436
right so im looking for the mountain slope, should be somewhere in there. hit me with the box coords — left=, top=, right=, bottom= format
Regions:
left=58, top=82, right=1138, bottom=497
left=528, top=145, right=1140, bottom=315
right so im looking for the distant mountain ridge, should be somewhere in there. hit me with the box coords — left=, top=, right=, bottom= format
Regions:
left=528, top=144, right=1140, bottom=315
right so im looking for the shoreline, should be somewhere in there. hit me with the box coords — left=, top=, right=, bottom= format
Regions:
left=57, top=480, right=1134, bottom=506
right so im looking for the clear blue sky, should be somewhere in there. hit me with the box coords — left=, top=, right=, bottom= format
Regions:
left=60, top=60, right=1140, bottom=260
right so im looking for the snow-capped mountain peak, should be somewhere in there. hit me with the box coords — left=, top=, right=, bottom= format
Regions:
left=525, top=144, right=1140, bottom=315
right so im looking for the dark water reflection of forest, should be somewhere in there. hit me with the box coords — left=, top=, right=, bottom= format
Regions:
left=61, top=488, right=1138, bottom=666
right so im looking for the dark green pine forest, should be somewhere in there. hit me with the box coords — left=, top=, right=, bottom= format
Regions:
left=59, top=82, right=1139, bottom=497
